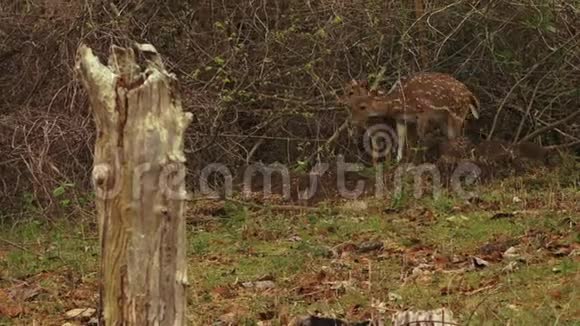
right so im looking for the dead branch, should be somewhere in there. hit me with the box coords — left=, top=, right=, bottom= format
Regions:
left=518, top=109, right=580, bottom=144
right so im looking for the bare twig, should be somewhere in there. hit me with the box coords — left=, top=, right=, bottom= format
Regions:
left=513, top=73, right=549, bottom=143
left=518, top=109, right=580, bottom=144
left=307, top=119, right=350, bottom=162
left=545, top=139, right=580, bottom=150
left=488, top=34, right=580, bottom=139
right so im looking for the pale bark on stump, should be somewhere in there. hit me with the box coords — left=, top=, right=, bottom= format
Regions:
left=75, top=43, right=192, bottom=325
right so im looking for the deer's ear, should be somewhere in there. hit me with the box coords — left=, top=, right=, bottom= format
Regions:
left=350, top=79, right=358, bottom=85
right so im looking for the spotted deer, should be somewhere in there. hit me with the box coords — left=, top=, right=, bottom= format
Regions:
left=339, top=79, right=400, bottom=164
left=344, top=72, right=480, bottom=162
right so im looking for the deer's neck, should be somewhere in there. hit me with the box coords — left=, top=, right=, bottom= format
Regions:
left=369, top=93, right=409, bottom=118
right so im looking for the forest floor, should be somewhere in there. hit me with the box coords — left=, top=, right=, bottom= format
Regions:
left=1, top=166, right=579, bottom=325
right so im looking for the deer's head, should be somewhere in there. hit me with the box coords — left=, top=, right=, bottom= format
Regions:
left=347, top=95, right=376, bottom=126
left=338, top=79, right=370, bottom=104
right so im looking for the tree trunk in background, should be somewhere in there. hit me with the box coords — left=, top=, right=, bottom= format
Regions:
left=75, top=43, right=192, bottom=325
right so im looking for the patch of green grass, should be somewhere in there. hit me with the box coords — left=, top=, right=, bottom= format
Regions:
left=425, top=213, right=525, bottom=254
left=222, top=201, right=250, bottom=228
left=0, top=218, right=97, bottom=279
left=462, top=262, right=580, bottom=325
left=2, top=172, right=579, bottom=325
left=293, top=240, right=331, bottom=258
left=389, top=190, right=409, bottom=210
left=428, top=194, right=457, bottom=215
left=189, top=231, right=215, bottom=255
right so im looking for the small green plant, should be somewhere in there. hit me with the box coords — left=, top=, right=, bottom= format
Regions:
left=493, top=47, right=521, bottom=69
left=390, top=190, right=408, bottom=210
left=52, top=182, right=75, bottom=208
left=306, top=213, right=319, bottom=224
left=314, top=27, right=328, bottom=39
left=22, top=191, right=38, bottom=212
left=191, top=234, right=211, bottom=255
left=213, top=56, right=225, bottom=66
left=214, top=21, right=226, bottom=31
left=430, top=194, right=455, bottom=214
left=522, top=5, right=556, bottom=33
left=222, top=201, right=248, bottom=228
left=293, top=160, right=310, bottom=173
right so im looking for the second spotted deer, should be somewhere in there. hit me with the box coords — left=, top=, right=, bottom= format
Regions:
left=345, top=72, right=480, bottom=162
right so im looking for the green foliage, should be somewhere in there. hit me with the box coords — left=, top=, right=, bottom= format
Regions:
left=429, top=194, right=456, bottom=215
left=222, top=201, right=249, bottom=228
left=0, top=219, right=97, bottom=279
left=52, top=182, right=75, bottom=209
left=190, top=232, right=212, bottom=255
left=21, top=192, right=38, bottom=212
left=390, top=190, right=408, bottom=210
left=213, top=56, right=225, bottom=66
left=214, top=21, right=226, bottom=31
left=314, top=27, right=327, bottom=39
left=522, top=3, right=556, bottom=32
left=292, top=160, right=310, bottom=173
left=366, top=66, right=387, bottom=90
left=493, top=48, right=521, bottom=69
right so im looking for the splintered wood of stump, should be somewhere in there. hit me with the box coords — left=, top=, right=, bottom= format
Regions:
left=75, top=43, right=192, bottom=325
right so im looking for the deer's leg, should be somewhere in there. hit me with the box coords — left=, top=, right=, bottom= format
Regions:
left=446, top=115, right=462, bottom=140
left=413, top=116, right=431, bottom=162
left=417, top=116, right=429, bottom=140
left=371, top=136, right=379, bottom=166
left=396, top=120, right=407, bottom=162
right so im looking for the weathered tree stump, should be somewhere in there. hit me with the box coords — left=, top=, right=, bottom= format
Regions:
left=75, top=43, right=191, bottom=325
